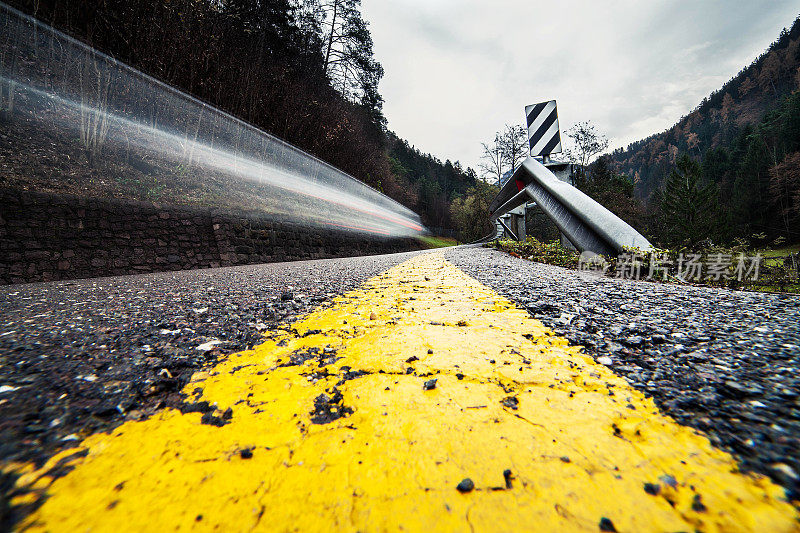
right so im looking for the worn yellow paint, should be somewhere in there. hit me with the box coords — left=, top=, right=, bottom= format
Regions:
left=9, top=253, right=799, bottom=531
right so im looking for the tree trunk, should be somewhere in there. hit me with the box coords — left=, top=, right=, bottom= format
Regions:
left=323, top=2, right=338, bottom=74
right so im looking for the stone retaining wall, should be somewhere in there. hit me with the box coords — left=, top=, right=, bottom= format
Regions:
left=0, top=188, right=422, bottom=284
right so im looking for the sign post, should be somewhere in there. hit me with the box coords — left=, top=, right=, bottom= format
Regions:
left=499, top=100, right=569, bottom=242
left=507, top=100, right=568, bottom=244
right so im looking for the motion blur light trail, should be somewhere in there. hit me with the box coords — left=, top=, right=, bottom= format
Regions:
left=0, top=3, right=424, bottom=237
left=8, top=254, right=798, bottom=531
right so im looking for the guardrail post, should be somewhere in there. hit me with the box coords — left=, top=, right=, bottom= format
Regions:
left=497, top=217, right=518, bottom=241
left=511, top=212, right=526, bottom=242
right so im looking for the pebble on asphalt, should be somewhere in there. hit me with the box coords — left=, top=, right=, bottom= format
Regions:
left=658, top=474, right=678, bottom=488
left=692, top=494, right=707, bottom=513
left=503, top=469, right=513, bottom=489
left=643, top=482, right=660, bottom=495
left=456, top=478, right=474, bottom=493
left=501, top=396, right=519, bottom=410
left=599, top=517, right=617, bottom=532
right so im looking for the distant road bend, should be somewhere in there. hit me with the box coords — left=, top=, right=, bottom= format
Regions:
left=1, top=246, right=799, bottom=531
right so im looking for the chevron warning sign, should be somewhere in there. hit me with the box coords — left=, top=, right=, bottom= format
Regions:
left=525, top=100, right=562, bottom=157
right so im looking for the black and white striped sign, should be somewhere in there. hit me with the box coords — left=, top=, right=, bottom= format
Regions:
left=525, top=100, right=562, bottom=157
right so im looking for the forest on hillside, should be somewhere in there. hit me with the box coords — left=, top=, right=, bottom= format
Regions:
left=602, top=15, right=800, bottom=246
left=609, top=16, right=800, bottom=198
left=4, top=0, right=477, bottom=234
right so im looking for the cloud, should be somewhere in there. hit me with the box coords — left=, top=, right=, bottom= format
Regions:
left=361, top=0, right=800, bottom=171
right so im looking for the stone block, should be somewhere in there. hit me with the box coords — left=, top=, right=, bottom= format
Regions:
left=24, top=250, right=50, bottom=260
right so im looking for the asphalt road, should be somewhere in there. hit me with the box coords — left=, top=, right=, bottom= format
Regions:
left=1, top=245, right=799, bottom=525
left=0, top=248, right=434, bottom=470
left=447, top=246, right=800, bottom=500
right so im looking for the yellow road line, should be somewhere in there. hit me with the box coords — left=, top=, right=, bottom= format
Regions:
left=8, top=253, right=799, bottom=531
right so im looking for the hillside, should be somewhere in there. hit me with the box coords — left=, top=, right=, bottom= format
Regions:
left=609, top=16, right=800, bottom=200
left=387, top=133, right=478, bottom=231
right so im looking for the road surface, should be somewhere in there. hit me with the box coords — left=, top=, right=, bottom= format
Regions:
left=1, top=246, right=799, bottom=530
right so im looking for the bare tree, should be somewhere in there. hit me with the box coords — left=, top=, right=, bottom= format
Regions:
left=480, top=124, right=528, bottom=188
left=564, top=121, right=609, bottom=169
left=314, top=0, right=382, bottom=106
left=769, top=153, right=800, bottom=239
left=79, top=56, right=113, bottom=166
left=479, top=133, right=505, bottom=188
left=182, top=104, right=206, bottom=166
left=499, top=124, right=528, bottom=172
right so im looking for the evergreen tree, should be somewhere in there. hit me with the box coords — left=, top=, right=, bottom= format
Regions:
left=658, top=154, right=721, bottom=246
left=701, top=146, right=731, bottom=185
left=732, top=135, right=771, bottom=236
left=579, top=156, right=645, bottom=234
left=312, top=0, right=384, bottom=114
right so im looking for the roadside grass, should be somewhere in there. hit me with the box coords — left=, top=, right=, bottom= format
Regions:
left=419, top=236, right=459, bottom=248
left=493, top=238, right=580, bottom=269
left=760, top=243, right=800, bottom=259
left=490, top=238, right=800, bottom=295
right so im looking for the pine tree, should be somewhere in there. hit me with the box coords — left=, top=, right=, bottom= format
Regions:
left=313, top=0, right=383, bottom=113
left=659, top=154, right=721, bottom=246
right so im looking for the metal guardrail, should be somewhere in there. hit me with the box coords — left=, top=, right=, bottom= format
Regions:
left=468, top=220, right=504, bottom=245
left=489, top=157, right=653, bottom=255
left=0, top=2, right=425, bottom=238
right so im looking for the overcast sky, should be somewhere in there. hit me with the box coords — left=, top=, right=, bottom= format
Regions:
left=361, top=1, right=800, bottom=173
